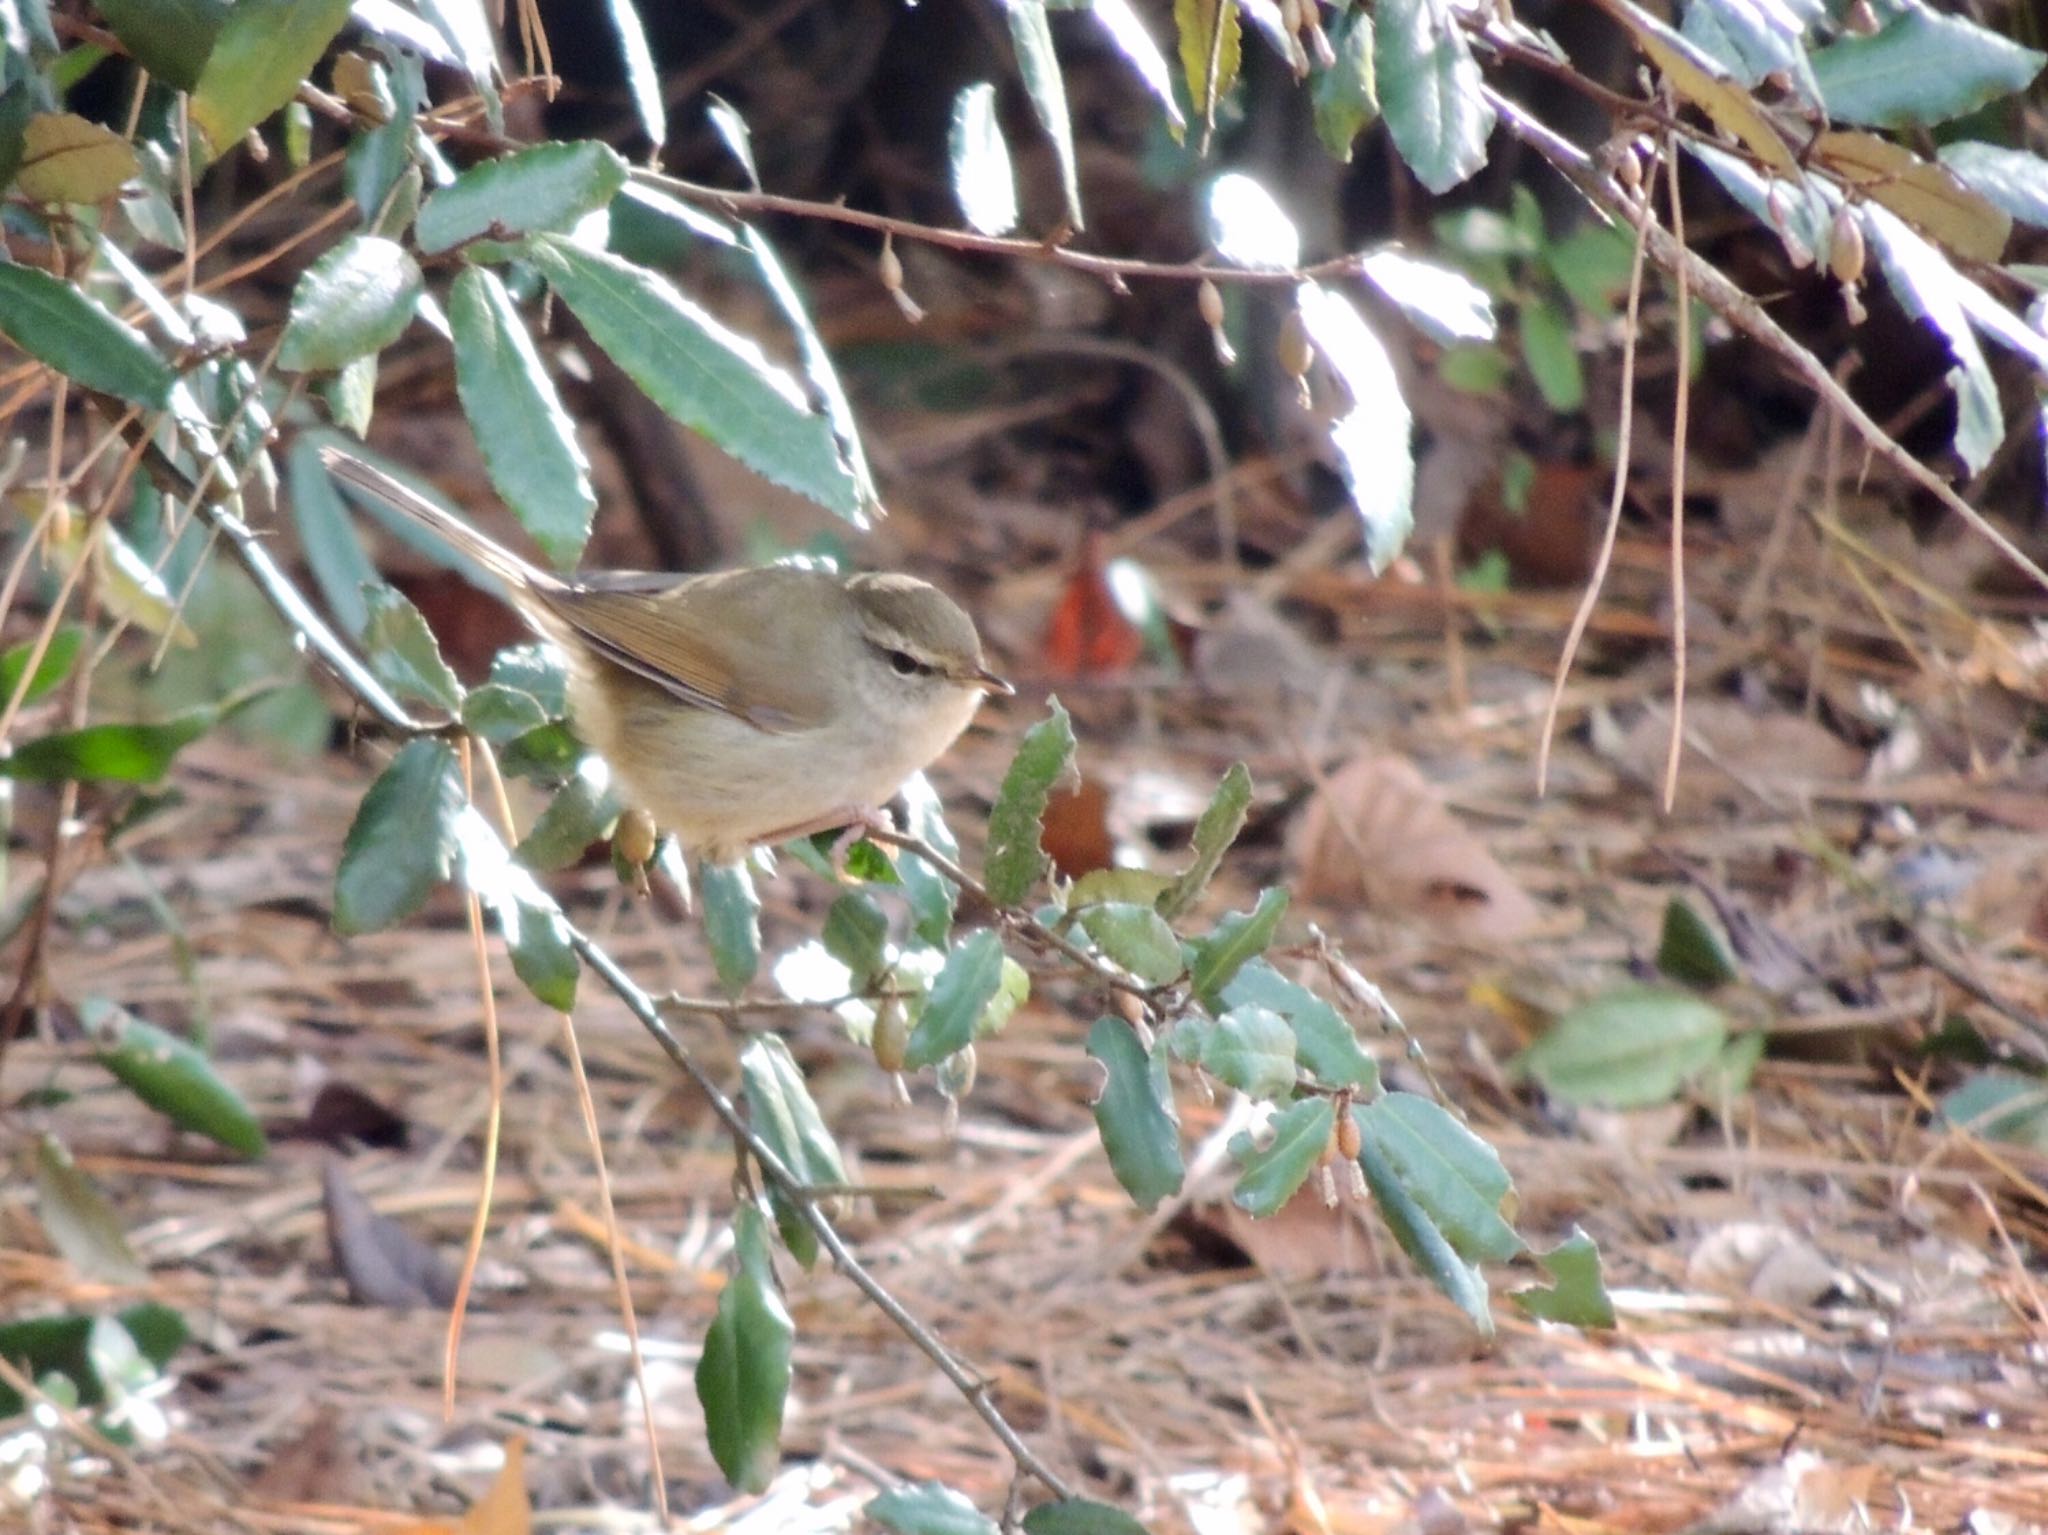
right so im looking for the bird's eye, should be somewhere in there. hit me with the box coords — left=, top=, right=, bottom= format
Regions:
left=886, top=649, right=924, bottom=677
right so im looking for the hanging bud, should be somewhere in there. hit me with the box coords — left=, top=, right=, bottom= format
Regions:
left=1828, top=203, right=1866, bottom=287
left=1278, top=306, right=1315, bottom=407
left=1841, top=281, right=1867, bottom=326
left=1198, top=278, right=1237, bottom=366
left=872, top=996, right=910, bottom=1074
left=880, top=235, right=924, bottom=324
left=615, top=807, right=658, bottom=869
left=1334, top=1106, right=1361, bottom=1161
left=936, top=1042, right=978, bottom=1100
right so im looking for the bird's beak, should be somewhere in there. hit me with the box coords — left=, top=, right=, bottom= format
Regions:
left=967, top=666, right=1014, bottom=696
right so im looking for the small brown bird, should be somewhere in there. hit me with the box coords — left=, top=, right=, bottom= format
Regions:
left=321, top=449, right=1009, bottom=862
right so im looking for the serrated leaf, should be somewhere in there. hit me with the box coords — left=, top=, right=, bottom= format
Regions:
left=333, top=739, right=464, bottom=934
left=1023, top=1499, right=1152, bottom=1535
left=1004, top=0, right=1084, bottom=231
left=1511, top=1226, right=1615, bottom=1327
left=1811, top=4, right=2044, bottom=129
left=1864, top=202, right=2002, bottom=474
left=515, top=758, right=619, bottom=870
left=868, top=1483, right=1000, bottom=1535
left=526, top=234, right=861, bottom=522
left=1375, top=0, right=1495, bottom=193
left=983, top=699, right=1076, bottom=906
left=1086, top=1016, right=1183, bottom=1210
left=700, top=860, right=761, bottom=994
left=0, top=626, right=82, bottom=709
left=695, top=1204, right=793, bottom=1493
left=1297, top=281, right=1414, bottom=572
left=1078, top=902, right=1183, bottom=985
left=1229, top=1096, right=1333, bottom=1217
left=362, top=583, right=463, bottom=713
left=1517, top=985, right=1728, bottom=1108
left=1159, top=762, right=1251, bottom=918
left=1940, top=141, right=2048, bottom=232
left=950, top=82, right=1018, bottom=236
left=449, top=266, right=597, bottom=569
left=16, top=112, right=137, bottom=204
left=741, top=1035, right=848, bottom=1268
left=1208, top=172, right=1300, bottom=270
left=1655, top=895, right=1739, bottom=988
left=1188, top=885, right=1288, bottom=1006
left=1201, top=1005, right=1298, bottom=1099
left=1091, top=0, right=1185, bottom=138
left=85, top=997, right=267, bottom=1157
left=1356, top=1111, right=1492, bottom=1336
left=1221, top=960, right=1377, bottom=1091
left=416, top=139, right=629, bottom=254
left=453, top=806, right=580, bottom=1011
left=94, top=0, right=227, bottom=90
left=189, top=0, right=353, bottom=159
left=278, top=235, right=423, bottom=373
left=0, top=708, right=219, bottom=784
left=898, top=772, right=961, bottom=946
left=1313, top=8, right=1377, bottom=161
left=1358, top=249, right=1495, bottom=344
left=1357, top=1093, right=1521, bottom=1264
left=905, top=929, right=1005, bottom=1069
left=36, top=1136, right=146, bottom=1284
left=1175, top=0, right=1242, bottom=139
left=0, top=264, right=174, bottom=408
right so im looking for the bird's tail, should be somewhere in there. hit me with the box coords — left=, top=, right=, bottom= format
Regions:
left=318, top=447, right=557, bottom=599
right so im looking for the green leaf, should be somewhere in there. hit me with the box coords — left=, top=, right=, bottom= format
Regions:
left=1811, top=6, right=2045, bottom=130
left=897, top=772, right=961, bottom=946
left=1942, top=1069, right=2048, bottom=1150
left=1356, top=1112, right=1491, bottom=1337
left=1655, top=896, right=1739, bottom=988
left=700, top=860, right=762, bottom=994
left=36, top=1135, right=146, bottom=1284
left=1375, top=0, right=1494, bottom=193
left=1089, top=0, right=1185, bottom=140
left=694, top=1204, right=793, bottom=1494
left=454, top=807, right=580, bottom=1011
left=821, top=892, right=891, bottom=991
left=189, top=0, right=353, bottom=159
left=333, top=739, right=465, bottom=934
left=978, top=954, right=1029, bottom=1040
left=517, top=761, right=620, bottom=870
left=867, top=1483, right=1000, bottom=1535
left=526, top=234, right=860, bottom=522
left=85, top=997, right=267, bottom=1157
left=1357, top=1094, right=1521, bottom=1264
left=1517, top=985, right=1728, bottom=1109
left=1229, top=1096, right=1333, bottom=1218
left=1297, top=282, right=1414, bottom=573
left=361, top=584, right=463, bottom=713
left=1200, top=1005, right=1298, bottom=1100
left=415, top=139, right=629, bottom=254
left=1222, top=959, right=1377, bottom=1091
left=461, top=682, right=550, bottom=743
left=496, top=720, right=582, bottom=781
left=0, top=1304, right=185, bottom=1419
left=1518, top=298, right=1584, bottom=413
left=1700, top=1030, right=1765, bottom=1102
left=740, top=1035, right=849, bottom=1268
left=905, top=929, right=1005, bottom=1070
left=1187, top=886, right=1288, bottom=1007
left=1077, top=902, right=1183, bottom=985
left=1940, top=141, right=2048, bottom=231
left=950, top=82, right=1018, bottom=236
left=1086, top=1016, right=1184, bottom=1210
left=1158, top=762, right=1251, bottom=919
left=1686, top=141, right=1833, bottom=268
left=0, top=708, right=218, bottom=784
left=345, top=51, right=422, bottom=220
left=1312, top=8, right=1378, bottom=161
left=449, top=266, right=597, bottom=569
left=93, top=0, right=228, bottom=91
left=983, top=699, right=1076, bottom=906
left=603, top=0, right=667, bottom=150
left=0, top=82, right=32, bottom=194
left=0, top=625, right=83, bottom=709
left=1174, top=0, right=1242, bottom=137
left=1680, top=0, right=1816, bottom=101
left=325, top=352, right=378, bottom=436
left=278, top=235, right=423, bottom=373
left=490, top=642, right=569, bottom=717
left=1863, top=203, right=2002, bottom=475
left=0, top=264, right=174, bottom=409
left=1511, top=1226, right=1615, bottom=1327
left=1023, top=1499, right=1152, bottom=1535
left=1005, top=0, right=1085, bottom=231
left=16, top=112, right=138, bottom=204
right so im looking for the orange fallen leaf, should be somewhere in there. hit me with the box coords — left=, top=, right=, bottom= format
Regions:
left=1044, top=530, right=1144, bottom=677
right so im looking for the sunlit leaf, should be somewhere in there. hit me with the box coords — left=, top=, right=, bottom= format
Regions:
left=1356, top=1108, right=1491, bottom=1336
left=1208, top=171, right=1300, bottom=270
left=189, top=0, right=353, bottom=159
left=1188, top=886, right=1287, bottom=1006
left=1312, top=8, right=1377, bottom=161
left=1518, top=298, right=1584, bottom=412
left=1681, top=0, right=1818, bottom=104
left=1940, top=141, right=2048, bottom=232
left=1358, top=249, right=1495, bottom=344
left=85, top=997, right=267, bottom=1157
left=741, top=1035, right=849, bottom=1268
left=1602, top=0, right=1797, bottom=176
left=604, top=0, right=668, bottom=151
left=0, top=708, right=220, bottom=784
left=0, top=626, right=83, bottom=709
left=277, top=235, right=423, bottom=372
left=453, top=807, right=580, bottom=1011
left=1864, top=202, right=2003, bottom=474
left=1814, top=130, right=2009, bottom=264
left=1078, top=902, right=1183, bottom=985
left=1296, top=282, right=1414, bottom=572
left=16, top=112, right=137, bottom=204
left=361, top=583, right=463, bottom=713
left=516, top=758, right=620, bottom=870
left=1375, top=0, right=1495, bottom=192
left=1174, top=0, right=1241, bottom=140
left=1812, top=4, right=2044, bottom=129
left=950, top=82, right=1018, bottom=237
left=1091, top=0, right=1185, bottom=139
left=1004, top=0, right=1084, bottom=230
left=0, top=264, right=174, bottom=408
left=1222, top=959, right=1377, bottom=1091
